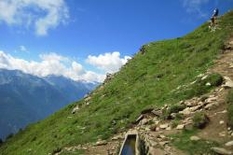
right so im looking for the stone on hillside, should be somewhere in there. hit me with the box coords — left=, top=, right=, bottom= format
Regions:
left=184, top=122, right=193, bottom=131
left=95, top=140, right=107, bottom=146
left=149, top=125, right=157, bottom=131
left=139, top=118, right=150, bottom=125
left=219, top=131, right=227, bottom=137
left=211, top=147, right=232, bottom=155
left=166, top=126, right=172, bottom=131
left=105, top=73, right=113, bottom=82
left=151, top=109, right=162, bottom=117
left=205, top=96, right=218, bottom=103
left=179, top=107, right=192, bottom=116
left=135, top=114, right=144, bottom=124
left=190, top=136, right=201, bottom=141
left=230, top=40, right=233, bottom=45
left=190, top=105, right=203, bottom=112
left=158, top=141, right=169, bottom=147
left=223, top=76, right=233, bottom=88
left=153, top=120, right=160, bottom=125
left=185, top=101, right=193, bottom=107
left=201, top=75, right=208, bottom=80
left=71, top=106, right=79, bottom=114
left=176, top=124, right=185, bottom=130
left=204, top=102, right=219, bottom=110
left=159, top=123, right=169, bottom=129
left=220, top=120, right=225, bottom=125
left=229, top=64, right=233, bottom=69
left=111, top=135, right=124, bottom=141
left=197, top=73, right=205, bottom=78
left=225, top=141, right=233, bottom=147
left=170, top=113, right=177, bottom=119
left=84, top=96, right=91, bottom=102
left=157, top=134, right=166, bottom=139
left=150, top=141, right=158, bottom=147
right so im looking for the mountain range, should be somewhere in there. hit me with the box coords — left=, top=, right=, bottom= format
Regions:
left=0, top=69, right=98, bottom=140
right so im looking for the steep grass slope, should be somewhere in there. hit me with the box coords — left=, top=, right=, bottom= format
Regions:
left=1, top=11, right=233, bottom=155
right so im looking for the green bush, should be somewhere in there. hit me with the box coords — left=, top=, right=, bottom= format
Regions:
left=162, top=104, right=186, bottom=120
left=173, top=73, right=223, bottom=100
left=205, top=73, right=223, bottom=87
left=192, top=112, right=210, bottom=129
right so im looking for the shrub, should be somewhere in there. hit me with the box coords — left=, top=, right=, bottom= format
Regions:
left=194, top=73, right=223, bottom=94
left=192, top=112, right=210, bottom=129
left=162, top=104, right=186, bottom=120
left=206, top=73, right=223, bottom=87
left=173, top=73, right=223, bottom=100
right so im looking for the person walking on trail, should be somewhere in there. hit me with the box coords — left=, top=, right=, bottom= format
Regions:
left=210, top=8, right=219, bottom=27
left=212, top=8, right=219, bottom=18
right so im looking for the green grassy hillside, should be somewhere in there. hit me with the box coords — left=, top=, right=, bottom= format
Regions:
left=1, top=11, right=233, bottom=155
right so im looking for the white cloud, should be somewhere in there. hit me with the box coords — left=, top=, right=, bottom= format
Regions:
left=19, top=45, right=27, bottom=52
left=181, top=0, right=209, bottom=18
left=0, top=0, right=69, bottom=36
left=86, top=51, right=131, bottom=73
left=0, top=51, right=131, bottom=82
left=0, top=51, right=105, bottom=82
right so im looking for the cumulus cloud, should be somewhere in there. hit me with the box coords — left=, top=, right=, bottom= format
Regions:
left=181, top=0, right=209, bottom=18
left=0, top=51, right=131, bottom=82
left=0, top=0, right=69, bottom=36
left=86, top=52, right=131, bottom=73
left=0, top=51, right=105, bottom=82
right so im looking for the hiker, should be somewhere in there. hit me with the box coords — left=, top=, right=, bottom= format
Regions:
left=210, top=8, right=219, bottom=27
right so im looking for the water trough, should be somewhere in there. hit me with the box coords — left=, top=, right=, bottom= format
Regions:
left=118, top=131, right=140, bottom=155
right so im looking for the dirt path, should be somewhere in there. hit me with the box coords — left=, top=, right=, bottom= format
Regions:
left=211, top=38, right=233, bottom=78
left=197, top=37, right=233, bottom=144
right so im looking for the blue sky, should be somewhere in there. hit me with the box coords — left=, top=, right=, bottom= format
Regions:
left=0, top=0, right=232, bottom=82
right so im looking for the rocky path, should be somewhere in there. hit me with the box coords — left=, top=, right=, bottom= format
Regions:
left=197, top=36, right=233, bottom=153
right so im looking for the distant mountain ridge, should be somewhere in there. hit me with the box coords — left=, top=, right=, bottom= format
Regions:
left=0, top=69, right=98, bottom=140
